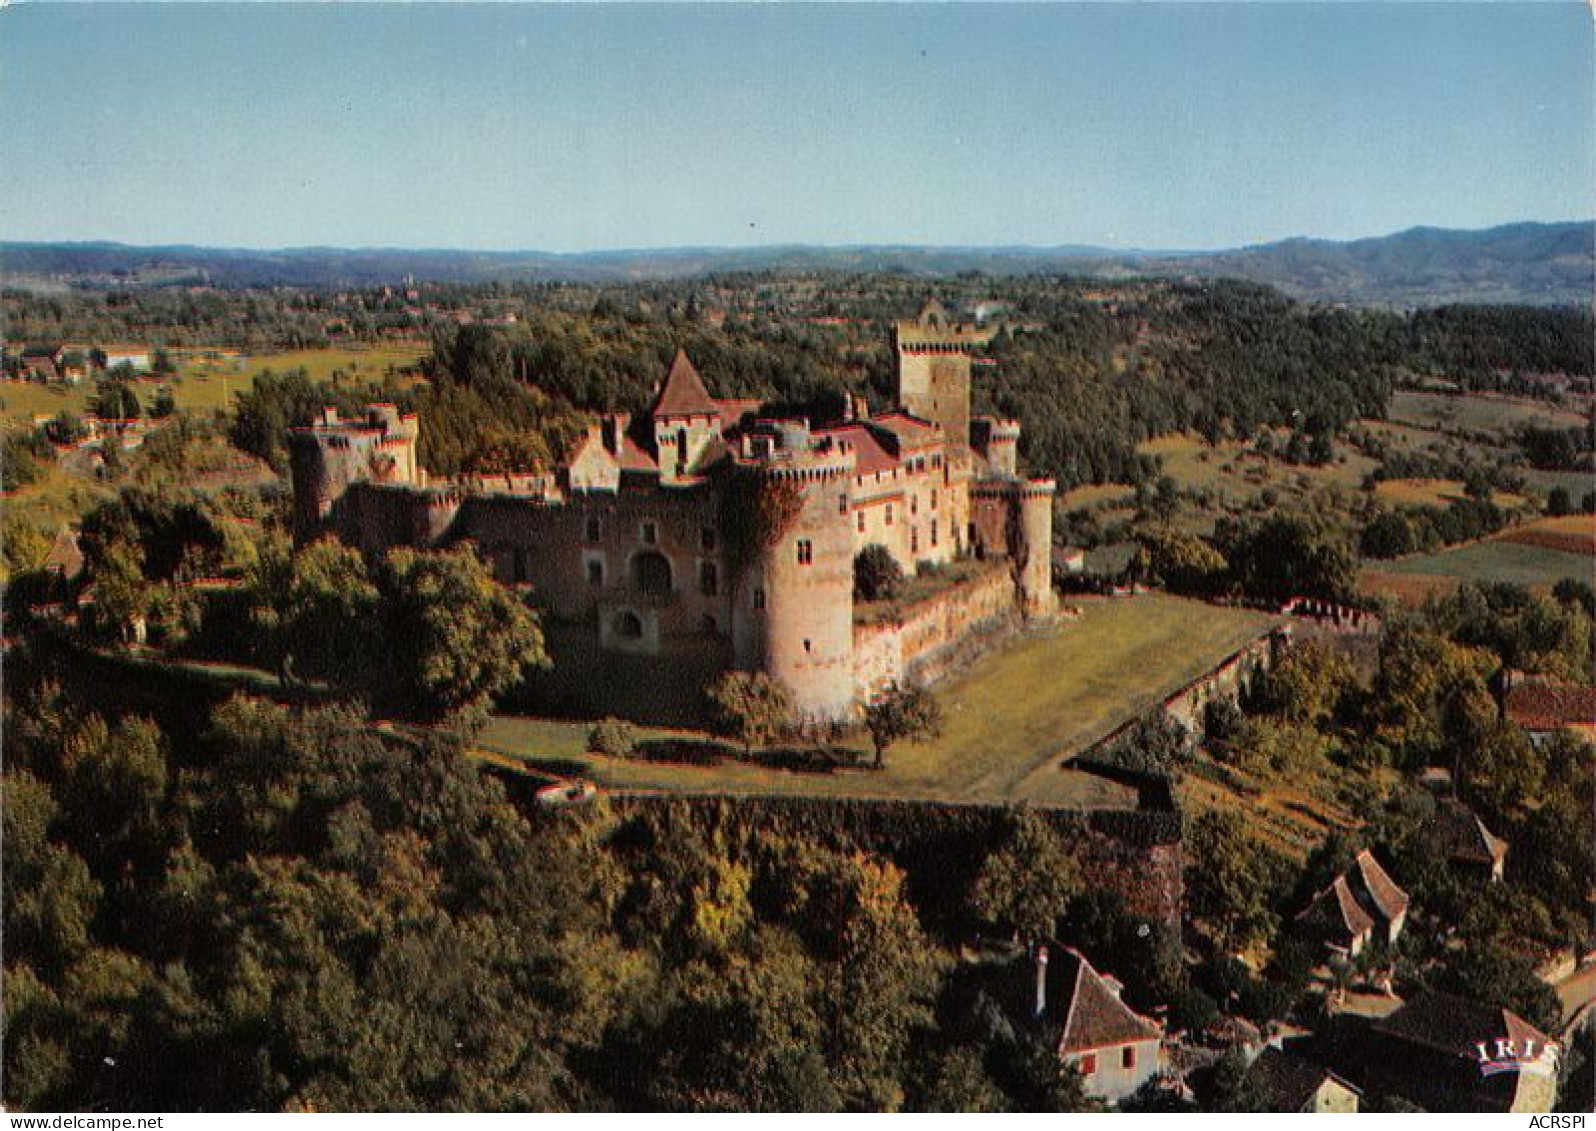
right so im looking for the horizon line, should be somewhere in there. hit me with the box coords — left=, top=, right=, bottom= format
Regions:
left=3, top=218, right=1592, bottom=262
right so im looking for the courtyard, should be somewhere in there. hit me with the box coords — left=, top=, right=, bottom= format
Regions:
left=478, top=592, right=1282, bottom=808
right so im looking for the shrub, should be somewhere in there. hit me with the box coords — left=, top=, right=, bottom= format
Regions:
left=588, top=717, right=638, bottom=758
left=854, top=543, right=903, bottom=602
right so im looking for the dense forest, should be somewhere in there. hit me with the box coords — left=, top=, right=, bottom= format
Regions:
left=89, top=275, right=1583, bottom=492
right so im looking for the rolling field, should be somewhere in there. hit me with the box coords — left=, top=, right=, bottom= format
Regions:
left=1388, top=389, right=1590, bottom=438
left=479, top=593, right=1280, bottom=808
left=1138, top=431, right=1376, bottom=508
left=1373, top=477, right=1525, bottom=509
left=1361, top=516, right=1593, bottom=604
left=1, top=343, right=429, bottom=430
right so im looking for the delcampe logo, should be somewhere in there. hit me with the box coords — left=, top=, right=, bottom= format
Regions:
left=1474, top=1037, right=1561, bottom=1078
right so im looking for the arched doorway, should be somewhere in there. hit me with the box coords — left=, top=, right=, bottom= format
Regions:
left=631, top=551, right=673, bottom=595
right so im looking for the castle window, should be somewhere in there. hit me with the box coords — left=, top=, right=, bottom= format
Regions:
left=699, top=561, right=719, bottom=596
left=700, top=527, right=716, bottom=553
left=614, top=611, right=643, bottom=640
left=803, top=639, right=812, bottom=653
left=641, top=521, right=658, bottom=545
left=1121, top=1047, right=1136, bottom=1070
left=931, top=489, right=939, bottom=510
left=584, top=516, right=602, bottom=543
left=911, top=494, right=918, bottom=515
left=911, top=529, right=919, bottom=555
left=631, top=551, right=672, bottom=595
left=885, top=505, right=894, bottom=526
left=857, top=511, right=866, bottom=534
left=796, top=539, right=814, bottom=566
left=838, top=493, right=848, bottom=515
left=586, top=559, right=604, bottom=586
left=931, top=520, right=939, bottom=546
left=753, top=587, right=766, bottom=610
left=1080, top=1054, right=1098, bottom=1076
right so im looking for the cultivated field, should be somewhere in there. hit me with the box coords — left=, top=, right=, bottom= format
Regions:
left=1361, top=515, right=1593, bottom=604
left=479, top=593, right=1280, bottom=808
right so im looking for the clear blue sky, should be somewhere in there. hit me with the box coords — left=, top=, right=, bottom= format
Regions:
left=2, top=2, right=1590, bottom=252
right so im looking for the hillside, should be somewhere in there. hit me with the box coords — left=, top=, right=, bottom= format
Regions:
left=2, top=221, right=1591, bottom=307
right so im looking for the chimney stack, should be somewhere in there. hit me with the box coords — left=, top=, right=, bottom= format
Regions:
left=1034, top=944, right=1049, bottom=1018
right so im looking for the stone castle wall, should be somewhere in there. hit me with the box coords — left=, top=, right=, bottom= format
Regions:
left=852, top=564, right=1019, bottom=697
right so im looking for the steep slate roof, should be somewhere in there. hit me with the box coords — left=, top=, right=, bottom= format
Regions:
left=1430, top=799, right=1509, bottom=868
left=1349, top=849, right=1410, bottom=922
left=1053, top=948, right=1161, bottom=1054
left=1504, top=672, right=1596, bottom=731
left=1373, top=990, right=1550, bottom=1063
left=651, top=350, right=719, bottom=419
left=1296, top=876, right=1376, bottom=944
left=1244, top=1047, right=1357, bottom=1111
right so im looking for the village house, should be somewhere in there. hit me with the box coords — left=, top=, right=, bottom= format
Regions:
left=1427, top=798, right=1509, bottom=883
left=1499, top=668, right=1596, bottom=747
left=1241, top=1046, right=1360, bottom=1113
left=1027, top=945, right=1163, bottom=1105
left=1294, top=849, right=1409, bottom=958
left=1348, top=991, right=1558, bottom=1113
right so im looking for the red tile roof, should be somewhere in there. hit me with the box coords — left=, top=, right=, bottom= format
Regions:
left=1244, top=1047, right=1357, bottom=1111
left=1430, top=800, right=1508, bottom=868
left=1054, top=948, right=1161, bottom=1054
left=816, top=423, right=898, bottom=475
left=651, top=350, right=719, bottom=419
left=1373, top=990, right=1550, bottom=1063
left=1297, top=876, right=1375, bottom=944
left=1505, top=672, right=1596, bottom=731
left=1350, top=849, right=1409, bottom=922
left=872, top=411, right=943, bottom=448
left=713, top=397, right=763, bottom=427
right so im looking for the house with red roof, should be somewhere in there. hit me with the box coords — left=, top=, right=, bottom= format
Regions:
left=1500, top=669, right=1596, bottom=747
left=1346, top=991, right=1558, bottom=1112
left=1295, top=849, right=1409, bottom=958
left=1028, top=945, right=1163, bottom=1104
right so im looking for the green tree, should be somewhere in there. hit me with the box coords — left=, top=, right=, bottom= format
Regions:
left=971, top=809, right=1081, bottom=941
left=1187, top=810, right=1283, bottom=952
left=95, top=380, right=141, bottom=420
left=375, top=543, right=548, bottom=723
left=854, top=544, right=904, bottom=602
left=1132, top=528, right=1227, bottom=596
left=863, top=683, right=943, bottom=768
left=707, top=671, right=794, bottom=756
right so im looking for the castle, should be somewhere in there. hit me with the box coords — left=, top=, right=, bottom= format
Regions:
left=289, top=304, right=1057, bottom=722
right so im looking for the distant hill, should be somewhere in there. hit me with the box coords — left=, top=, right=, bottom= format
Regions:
left=2, top=221, right=1590, bottom=306
left=1159, top=221, right=1594, bottom=307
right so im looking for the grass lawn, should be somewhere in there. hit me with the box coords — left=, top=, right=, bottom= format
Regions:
left=1057, top=482, right=1134, bottom=510
left=479, top=593, right=1280, bottom=808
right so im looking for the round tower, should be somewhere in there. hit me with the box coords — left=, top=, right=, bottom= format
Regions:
left=733, top=456, right=858, bottom=722
left=1016, top=479, right=1058, bottom=619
